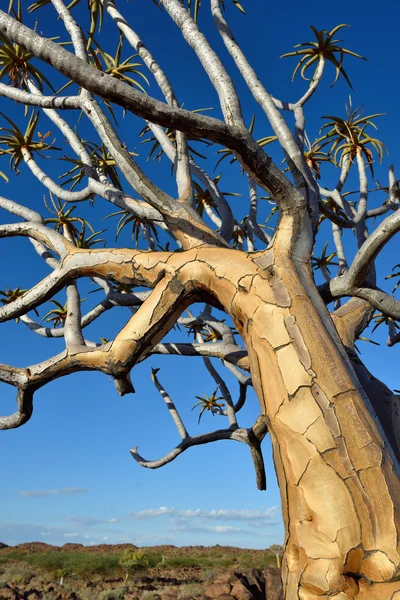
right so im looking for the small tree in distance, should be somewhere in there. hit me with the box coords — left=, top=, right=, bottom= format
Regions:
left=269, top=545, right=284, bottom=570
left=119, top=549, right=150, bottom=582
left=0, top=1, right=400, bottom=598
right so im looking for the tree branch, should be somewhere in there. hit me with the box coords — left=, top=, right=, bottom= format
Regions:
left=0, top=83, right=80, bottom=108
left=131, top=365, right=267, bottom=490
left=0, top=388, right=34, bottom=430
left=101, top=0, right=192, bottom=202
left=332, top=210, right=400, bottom=290
left=0, top=9, right=302, bottom=213
left=151, top=368, right=189, bottom=439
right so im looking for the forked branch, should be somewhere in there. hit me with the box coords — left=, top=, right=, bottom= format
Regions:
left=0, top=9, right=304, bottom=213
left=130, top=368, right=268, bottom=490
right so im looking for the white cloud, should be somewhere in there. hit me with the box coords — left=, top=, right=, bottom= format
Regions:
left=172, top=521, right=278, bottom=538
left=127, top=506, right=278, bottom=523
left=20, top=487, right=87, bottom=498
left=188, top=524, right=241, bottom=534
left=0, top=505, right=281, bottom=549
left=213, top=525, right=240, bottom=533
left=129, top=506, right=175, bottom=519
left=177, top=507, right=279, bottom=522
left=167, top=506, right=280, bottom=540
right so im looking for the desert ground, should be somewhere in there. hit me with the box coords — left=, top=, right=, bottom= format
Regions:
left=0, top=542, right=282, bottom=600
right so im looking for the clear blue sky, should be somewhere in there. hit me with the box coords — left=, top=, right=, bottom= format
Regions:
left=0, top=0, right=399, bottom=549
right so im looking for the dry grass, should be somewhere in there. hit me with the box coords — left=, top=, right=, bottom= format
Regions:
left=0, top=561, right=35, bottom=585
left=178, top=583, right=201, bottom=599
left=140, top=591, right=159, bottom=600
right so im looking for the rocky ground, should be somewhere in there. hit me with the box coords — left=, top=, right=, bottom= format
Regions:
left=0, top=543, right=282, bottom=600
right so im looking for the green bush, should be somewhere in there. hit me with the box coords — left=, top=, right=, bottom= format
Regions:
left=163, top=555, right=237, bottom=570
left=144, top=552, right=163, bottom=568
left=0, top=547, right=274, bottom=581
left=237, top=553, right=276, bottom=570
left=163, top=556, right=200, bottom=569
left=119, top=549, right=150, bottom=573
left=17, top=551, right=120, bottom=578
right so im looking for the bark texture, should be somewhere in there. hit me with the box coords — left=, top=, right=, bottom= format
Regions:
left=185, top=236, right=400, bottom=599
left=140, top=235, right=400, bottom=599
left=67, top=234, right=398, bottom=600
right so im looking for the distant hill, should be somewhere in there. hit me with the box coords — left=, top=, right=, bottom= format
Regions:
left=0, top=541, right=273, bottom=556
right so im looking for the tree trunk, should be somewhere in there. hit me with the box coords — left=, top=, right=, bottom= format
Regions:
left=3, top=217, right=398, bottom=599
left=332, top=299, right=400, bottom=463
left=348, top=350, right=400, bottom=463
left=194, top=239, right=400, bottom=599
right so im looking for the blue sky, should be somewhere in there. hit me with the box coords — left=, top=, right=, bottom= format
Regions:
left=0, top=0, right=399, bottom=550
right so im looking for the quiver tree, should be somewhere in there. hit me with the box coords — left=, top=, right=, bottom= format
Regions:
left=270, top=544, right=284, bottom=569
left=0, top=2, right=400, bottom=598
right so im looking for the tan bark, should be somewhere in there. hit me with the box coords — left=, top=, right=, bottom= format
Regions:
left=86, top=236, right=399, bottom=599
left=348, top=351, right=400, bottom=463
left=331, top=298, right=374, bottom=353
left=150, top=237, right=399, bottom=599
left=332, top=299, right=400, bottom=463
left=5, top=235, right=400, bottom=599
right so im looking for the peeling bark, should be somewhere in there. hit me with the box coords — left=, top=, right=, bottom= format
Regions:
left=59, top=238, right=399, bottom=599
left=148, top=240, right=400, bottom=599
left=1, top=222, right=400, bottom=599
left=348, top=351, right=400, bottom=463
